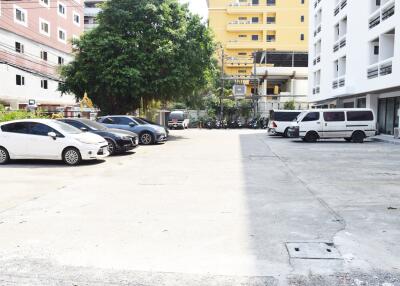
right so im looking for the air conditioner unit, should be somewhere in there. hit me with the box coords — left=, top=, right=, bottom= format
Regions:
left=394, top=128, right=400, bottom=139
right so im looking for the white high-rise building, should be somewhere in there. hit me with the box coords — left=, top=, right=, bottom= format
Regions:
left=309, top=0, right=399, bottom=134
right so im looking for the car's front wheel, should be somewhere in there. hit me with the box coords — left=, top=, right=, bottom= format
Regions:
left=63, top=147, right=82, bottom=166
left=140, top=131, right=154, bottom=145
left=0, top=147, right=10, bottom=165
left=106, top=139, right=117, bottom=155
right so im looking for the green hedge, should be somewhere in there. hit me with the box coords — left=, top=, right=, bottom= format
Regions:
left=0, top=105, right=48, bottom=123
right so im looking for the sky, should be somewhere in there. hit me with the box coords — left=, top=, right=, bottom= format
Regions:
left=180, top=0, right=208, bottom=21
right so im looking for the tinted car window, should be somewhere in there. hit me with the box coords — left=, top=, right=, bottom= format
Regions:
left=64, top=120, right=86, bottom=130
left=169, top=113, right=184, bottom=121
left=107, top=117, right=133, bottom=125
left=323, top=112, right=345, bottom=122
left=302, top=112, right=320, bottom=122
left=347, top=111, right=374, bottom=121
left=29, top=122, right=55, bottom=136
left=1, top=122, right=30, bottom=134
left=273, top=112, right=301, bottom=121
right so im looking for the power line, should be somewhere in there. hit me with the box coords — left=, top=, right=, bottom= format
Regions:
left=0, top=14, right=77, bottom=59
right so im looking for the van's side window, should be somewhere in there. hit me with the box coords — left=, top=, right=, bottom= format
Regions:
left=323, top=112, right=345, bottom=122
left=302, top=112, right=320, bottom=122
left=347, top=111, right=374, bottom=121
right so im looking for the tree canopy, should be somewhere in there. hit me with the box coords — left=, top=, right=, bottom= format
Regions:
left=59, top=0, right=216, bottom=114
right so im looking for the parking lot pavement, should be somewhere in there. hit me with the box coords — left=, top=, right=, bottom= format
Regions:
left=0, top=129, right=399, bottom=285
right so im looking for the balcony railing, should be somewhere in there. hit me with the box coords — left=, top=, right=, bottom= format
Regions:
left=382, top=5, right=395, bottom=20
left=312, top=55, right=321, bottom=66
left=314, top=0, right=321, bottom=9
left=369, top=14, right=381, bottom=29
left=332, top=76, right=345, bottom=89
left=333, top=36, right=346, bottom=52
left=314, top=25, right=321, bottom=37
left=334, top=0, right=347, bottom=16
left=367, top=59, right=393, bottom=79
left=369, top=1, right=395, bottom=29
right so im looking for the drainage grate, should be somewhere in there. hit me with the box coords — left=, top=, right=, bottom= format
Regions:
left=286, top=242, right=342, bottom=260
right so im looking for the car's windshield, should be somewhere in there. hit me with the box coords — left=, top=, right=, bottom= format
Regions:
left=134, top=118, right=148, bottom=125
left=52, top=120, right=82, bottom=134
left=272, top=111, right=301, bottom=122
left=169, top=112, right=184, bottom=120
left=80, top=119, right=107, bottom=131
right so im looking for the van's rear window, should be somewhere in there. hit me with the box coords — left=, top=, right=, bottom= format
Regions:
left=272, top=112, right=301, bottom=121
left=347, top=111, right=374, bottom=121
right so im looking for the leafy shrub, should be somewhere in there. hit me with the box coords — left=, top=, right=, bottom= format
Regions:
left=0, top=105, right=48, bottom=123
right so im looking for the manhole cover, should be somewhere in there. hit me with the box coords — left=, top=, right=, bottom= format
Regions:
left=286, top=242, right=342, bottom=260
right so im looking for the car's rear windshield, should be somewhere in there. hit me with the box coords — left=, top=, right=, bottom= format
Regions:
left=79, top=119, right=107, bottom=130
left=271, top=111, right=301, bottom=122
left=169, top=113, right=184, bottom=120
left=52, top=120, right=82, bottom=134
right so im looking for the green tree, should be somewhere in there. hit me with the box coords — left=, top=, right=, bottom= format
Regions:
left=59, top=0, right=216, bottom=114
left=284, top=99, right=296, bottom=110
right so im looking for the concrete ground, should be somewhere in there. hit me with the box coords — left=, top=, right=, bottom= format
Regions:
left=0, top=129, right=399, bottom=285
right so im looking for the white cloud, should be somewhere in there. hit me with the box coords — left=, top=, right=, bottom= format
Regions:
left=180, top=0, right=208, bottom=21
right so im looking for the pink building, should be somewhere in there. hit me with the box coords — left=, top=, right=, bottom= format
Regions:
left=0, top=0, right=84, bottom=110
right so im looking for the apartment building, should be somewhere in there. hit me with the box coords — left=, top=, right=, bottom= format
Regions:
left=207, top=0, right=309, bottom=100
left=309, top=0, right=399, bottom=134
left=0, top=0, right=84, bottom=110
left=84, top=0, right=104, bottom=30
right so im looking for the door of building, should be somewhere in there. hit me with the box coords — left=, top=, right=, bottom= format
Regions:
left=378, top=97, right=400, bottom=134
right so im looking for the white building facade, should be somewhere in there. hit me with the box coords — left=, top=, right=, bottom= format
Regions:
left=309, top=0, right=399, bottom=134
left=0, top=0, right=84, bottom=110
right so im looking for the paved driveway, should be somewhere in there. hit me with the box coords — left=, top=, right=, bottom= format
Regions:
left=0, top=130, right=399, bottom=285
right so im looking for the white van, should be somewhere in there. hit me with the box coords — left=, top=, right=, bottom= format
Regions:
left=268, top=110, right=302, bottom=137
left=168, top=111, right=190, bottom=129
left=288, top=109, right=377, bottom=143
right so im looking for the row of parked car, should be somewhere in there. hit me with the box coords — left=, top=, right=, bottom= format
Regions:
left=0, top=115, right=169, bottom=166
left=268, top=108, right=377, bottom=143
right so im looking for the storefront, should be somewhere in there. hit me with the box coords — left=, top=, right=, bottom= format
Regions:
left=378, top=96, right=400, bottom=135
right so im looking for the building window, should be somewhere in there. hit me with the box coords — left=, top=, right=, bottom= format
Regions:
left=252, top=35, right=259, bottom=41
left=40, top=51, right=48, bottom=61
left=16, top=75, right=25, bottom=86
left=39, top=0, right=50, bottom=8
left=238, top=17, right=247, bottom=21
left=300, top=33, right=305, bottom=41
left=267, top=17, right=276, bottom=24
left=301, top=15, right=305, bottom=22
left=57, top=2, right=66, bottom=17
left=374, top=45, right=379, bottom=55
left=267, top=0, right=276, bottom=6
left=238, top=34, right=247, bottom=38
left=58, top=28, right=66, bottom=43
left=238, top=52, right=247, bottom=55
left=39, top=18, right=50, bottom=36
left=41, top=79, right=48, bottom=89
left=301, top=0, right=305, bottom=4
left=267, top=35, right=276, bottom=42
left=238, top=69, right=247, bottom=73
left=73, top=12, right=80, bottom=26
left=14, top=5, right=27, bottom=26
left=58, top=56, right=64, bottom=65
left=251, top=17, right=259, bottom=23
left=15, top=42, right=24, bottom=53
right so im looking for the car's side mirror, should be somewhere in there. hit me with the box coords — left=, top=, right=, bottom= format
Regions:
left=48, top=132, right=57, bottom=139
left=129, top=122, right=136, bottom=127
left=80, top=127, right=88, bottom=132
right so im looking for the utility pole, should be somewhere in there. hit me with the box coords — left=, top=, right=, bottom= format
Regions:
left=220, top=48, right=225, bottom=121
left=252, top=52, right=258, bottom=118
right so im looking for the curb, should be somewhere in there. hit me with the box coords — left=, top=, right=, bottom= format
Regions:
left=371, top=137, right=400, bottom=145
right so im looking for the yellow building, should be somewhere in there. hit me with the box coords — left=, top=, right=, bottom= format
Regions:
left=207, top=0, right=309, bottom=94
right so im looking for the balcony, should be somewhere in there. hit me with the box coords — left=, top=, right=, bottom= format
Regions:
left=334, top=0, right=347, bottom=16
left=313, top=0, right=321, bottom=9
left=367, top=58, right=393, bottom=79
left=227, top=21, right=265, bottom=32
left=84, top=23, right=98, bottom=30
left=313, top=25, right=321, bottom=37
left=84, top=7, right=102, bottom=17
left=369, top=0, right=395, bottom=29
left=333, top=36, right=346, bottom=53
left=227, top=3, right=277, bottom=14
left=226, top=40, right=266, bottom=49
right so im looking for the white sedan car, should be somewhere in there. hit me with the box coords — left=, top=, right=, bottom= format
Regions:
left=0, top=119, right=109, bottom=166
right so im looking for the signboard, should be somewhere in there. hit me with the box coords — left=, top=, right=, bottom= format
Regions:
left=233, top=85, right=246, bottom=99
left=28, top=99, right=36, bottom=106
